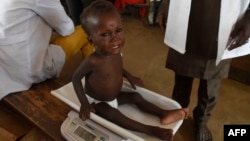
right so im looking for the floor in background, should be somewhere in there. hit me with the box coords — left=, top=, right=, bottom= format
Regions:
left=1, top=15, right=250, bottom=141
left=121, top=15, right=250, bottom=141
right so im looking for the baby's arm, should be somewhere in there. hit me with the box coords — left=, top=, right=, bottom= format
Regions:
left=72, top=58, right=95, bottom=120
left=122, top=69, right=144, bottom=89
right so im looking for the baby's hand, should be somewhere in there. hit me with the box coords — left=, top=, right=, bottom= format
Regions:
left=128, top=75, right=144, bottom=89
left=133, top=76, right=144, bottom=87
left=79, top=104, right=95, bottom=121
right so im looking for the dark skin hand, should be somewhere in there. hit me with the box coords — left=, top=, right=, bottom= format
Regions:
left=79, top=102, right=95, bottom=121
left=228, top=11, right=250, bottom=50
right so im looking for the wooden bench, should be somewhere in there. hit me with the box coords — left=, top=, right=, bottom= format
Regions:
left=2, top=53, right=83, bottom=141
left=2, top=79, right=71, bottom=141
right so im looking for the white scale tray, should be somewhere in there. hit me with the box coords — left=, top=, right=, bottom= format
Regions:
left=51, top=79, right=183, bottom=141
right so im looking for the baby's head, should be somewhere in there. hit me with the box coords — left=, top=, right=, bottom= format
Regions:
left=80, top=0, right=121, bottom=36
left=80, top=0, right=125, bottom=55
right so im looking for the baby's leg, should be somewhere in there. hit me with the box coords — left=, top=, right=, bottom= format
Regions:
left=94, top=102, right=173, bottom=140
left=117, top=92, right=189, bottom=125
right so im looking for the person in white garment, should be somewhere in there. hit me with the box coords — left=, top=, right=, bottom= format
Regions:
left=158, top=0, right=250, bottom=141
left=0, top=0, right=92, bottom=99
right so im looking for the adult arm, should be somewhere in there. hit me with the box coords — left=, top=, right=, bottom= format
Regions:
left=34, top=0, right=74, bottom=36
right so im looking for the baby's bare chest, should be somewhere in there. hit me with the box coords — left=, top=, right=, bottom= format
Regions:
left=86, top=60, right=123, bottom=100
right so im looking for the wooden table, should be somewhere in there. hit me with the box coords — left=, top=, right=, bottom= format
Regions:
left=2, top=79, right=73, bottom=141
left=2, top=52, right=83, bottom=141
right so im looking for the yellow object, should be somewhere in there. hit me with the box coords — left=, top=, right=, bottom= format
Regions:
left=51, top=25, right=94, bottom=61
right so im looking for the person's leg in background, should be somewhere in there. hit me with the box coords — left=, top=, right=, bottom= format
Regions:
left=193, top=78, right=221, bottom=141
left=51, top=25, right=94, bottom=61
left=172, top=74, right=194, bottom=108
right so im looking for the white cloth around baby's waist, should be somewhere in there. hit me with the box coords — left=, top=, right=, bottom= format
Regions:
left=86, top=94, right=118, bottom=108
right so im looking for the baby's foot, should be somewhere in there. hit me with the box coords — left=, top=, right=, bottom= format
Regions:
left=151, top=127, right=173, bottom=141
left=160, top=108, right=189, bottom=125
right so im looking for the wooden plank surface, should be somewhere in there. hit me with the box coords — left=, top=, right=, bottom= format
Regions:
left=2, top=79, right=73, bottom=141
left=229, top=55, right=250, bottom=85
left=0, top=103, right=33, bottom=139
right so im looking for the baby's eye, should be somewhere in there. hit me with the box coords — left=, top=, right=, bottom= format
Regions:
left=101, top=32, right=109, bottom=37
left=116, top=28, right=123, bottom=33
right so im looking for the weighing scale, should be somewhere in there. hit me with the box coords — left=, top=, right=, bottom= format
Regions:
left=52, top=80, right=183, bottom=141
left=61, top=110, right=132, bottom=141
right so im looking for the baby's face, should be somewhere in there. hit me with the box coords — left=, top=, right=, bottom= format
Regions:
left=89, top=13, right=125, bottom=55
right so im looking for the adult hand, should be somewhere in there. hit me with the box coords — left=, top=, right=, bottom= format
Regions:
left=228, top=11, right=250, bottom=50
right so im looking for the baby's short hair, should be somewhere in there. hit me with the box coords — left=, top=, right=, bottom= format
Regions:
left=80, top=0, right=121, bottom=35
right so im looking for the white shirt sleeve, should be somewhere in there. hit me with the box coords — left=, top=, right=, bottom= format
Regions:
left=34, top=0, right=74, bottom=36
